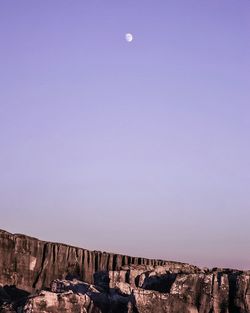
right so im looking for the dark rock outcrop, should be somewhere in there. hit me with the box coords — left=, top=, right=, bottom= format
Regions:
left=0, top=229, right=249, bottom=312
left=0, top=229, right=195, bottom=292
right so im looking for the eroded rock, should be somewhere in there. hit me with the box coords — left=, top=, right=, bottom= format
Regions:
left=0, top=229, right=249, bottom=313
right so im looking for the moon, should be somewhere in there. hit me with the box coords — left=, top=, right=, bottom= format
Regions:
left=125, top=33, right=133, bottom=42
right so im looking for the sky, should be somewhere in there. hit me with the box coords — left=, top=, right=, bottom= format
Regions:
left=0, top=0, right=249, bottom=270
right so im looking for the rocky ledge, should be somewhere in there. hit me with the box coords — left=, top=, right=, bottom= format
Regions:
left=0, top=229, right=249, bottom=312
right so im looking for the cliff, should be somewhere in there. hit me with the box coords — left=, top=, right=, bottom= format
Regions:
left=0, top=229, right=194, bottom=292
left=0, top=229, right=249, bottom=312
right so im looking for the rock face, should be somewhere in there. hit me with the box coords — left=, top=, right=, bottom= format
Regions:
left=0, top=229, right=195, bottom=292
left=0, top=229, right=249, bottom=312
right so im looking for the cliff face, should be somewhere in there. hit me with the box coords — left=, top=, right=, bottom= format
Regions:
left=0, top=229, right=193, bottom=292
left=0, top=229, right=249, bottom=313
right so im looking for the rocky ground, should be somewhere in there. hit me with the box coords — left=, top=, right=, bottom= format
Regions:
left=0, top=229, right=249, bottom=312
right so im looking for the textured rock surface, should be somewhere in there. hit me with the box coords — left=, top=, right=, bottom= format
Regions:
left=23, top=290, right=102, bottom=313
left=0, top=229, right=193, bottom=292
left=0, top=229, right=249, bottom=312
left=23, top=279, right=197, bottom=313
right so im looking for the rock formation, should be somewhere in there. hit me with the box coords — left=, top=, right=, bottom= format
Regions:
left=0, top=229, right=249, bottom=312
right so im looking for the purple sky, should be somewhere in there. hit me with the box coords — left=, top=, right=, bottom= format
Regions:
left=0, top=0, right=250, bottom=269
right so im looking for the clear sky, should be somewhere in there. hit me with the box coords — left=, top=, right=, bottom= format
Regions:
left=0, top=0, right=249, bottom=269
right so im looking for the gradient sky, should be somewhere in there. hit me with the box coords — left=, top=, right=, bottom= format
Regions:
left=0, top=0, right=250, bottom=270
